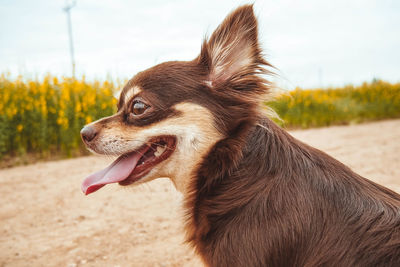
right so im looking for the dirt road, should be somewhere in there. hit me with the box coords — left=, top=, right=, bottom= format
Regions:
left=1, top=119, right=399, bottom=267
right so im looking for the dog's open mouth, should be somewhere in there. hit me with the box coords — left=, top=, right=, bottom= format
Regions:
left=82, top=135, right=176, bottom=195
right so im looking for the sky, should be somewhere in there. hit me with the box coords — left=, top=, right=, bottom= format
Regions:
left=0, top=0, right=399, bottom=89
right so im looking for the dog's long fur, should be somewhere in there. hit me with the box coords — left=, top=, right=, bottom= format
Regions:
left=83, top=5, right=400, bottom=266
left=187, top=116, right=400, bottom=266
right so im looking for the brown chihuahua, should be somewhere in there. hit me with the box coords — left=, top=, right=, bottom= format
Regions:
left=81, top=5, right=400, bottom=266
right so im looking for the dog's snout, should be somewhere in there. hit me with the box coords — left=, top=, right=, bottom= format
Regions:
left=80, top=125, right=98, bottom=143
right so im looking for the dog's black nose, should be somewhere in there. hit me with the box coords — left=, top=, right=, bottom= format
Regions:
left=80, top=125, right=98, bottom=143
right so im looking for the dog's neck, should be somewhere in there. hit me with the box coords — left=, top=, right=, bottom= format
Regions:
left=182, top=117, right=315, bottom=255
left=180, top=118, right=298, bottom=265
left=181, top=117, right=264, bottom=241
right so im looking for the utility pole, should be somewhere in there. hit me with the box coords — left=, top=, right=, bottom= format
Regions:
left=63, top=0, right=76, bottom=78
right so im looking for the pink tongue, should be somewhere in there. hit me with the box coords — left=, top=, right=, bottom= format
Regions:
left=82, top=152, right=142, bottom=195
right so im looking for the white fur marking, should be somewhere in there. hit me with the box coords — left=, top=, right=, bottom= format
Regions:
left=204, top=80, right=213, bottom=87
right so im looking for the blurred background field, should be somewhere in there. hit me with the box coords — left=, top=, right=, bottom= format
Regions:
left=0, top=74, right=117, bottom=166
left=269, top=80, right=400, bottom=128
left=1, top=74, right=400, bottom=166
left=1, top=0, right=399, bottom=167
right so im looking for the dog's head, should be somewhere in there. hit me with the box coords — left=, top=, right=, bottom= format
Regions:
left=81, top=5, right=271, bottom=195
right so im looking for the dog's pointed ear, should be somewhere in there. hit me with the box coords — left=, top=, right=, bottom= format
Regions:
left=198, top=5, right=267, bottom=89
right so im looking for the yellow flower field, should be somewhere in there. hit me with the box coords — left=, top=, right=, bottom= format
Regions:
left=0, top=74, right=399, bottom=160
left=269, top=80, right=400, bottom=128
left=0, top=74, right=117, bottom=159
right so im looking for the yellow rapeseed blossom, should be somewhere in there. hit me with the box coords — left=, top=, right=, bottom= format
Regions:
left=1, top=74, right=399, bottom=158
left=270, top=80, right=400, bottom=128
left=85, top=116, right=92, bottom=124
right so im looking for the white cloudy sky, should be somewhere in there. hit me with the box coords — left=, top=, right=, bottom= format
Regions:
left=0, top=0, right=399, bottom=89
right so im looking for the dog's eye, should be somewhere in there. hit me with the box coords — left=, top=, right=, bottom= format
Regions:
left=132, top=100, right=149, bottom=116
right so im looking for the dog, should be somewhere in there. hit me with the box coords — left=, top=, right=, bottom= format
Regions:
left=80, top=5, right=400, bottom=266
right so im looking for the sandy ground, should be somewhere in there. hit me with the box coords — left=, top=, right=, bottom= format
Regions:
left=1, top=119, right=400, bottom=267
